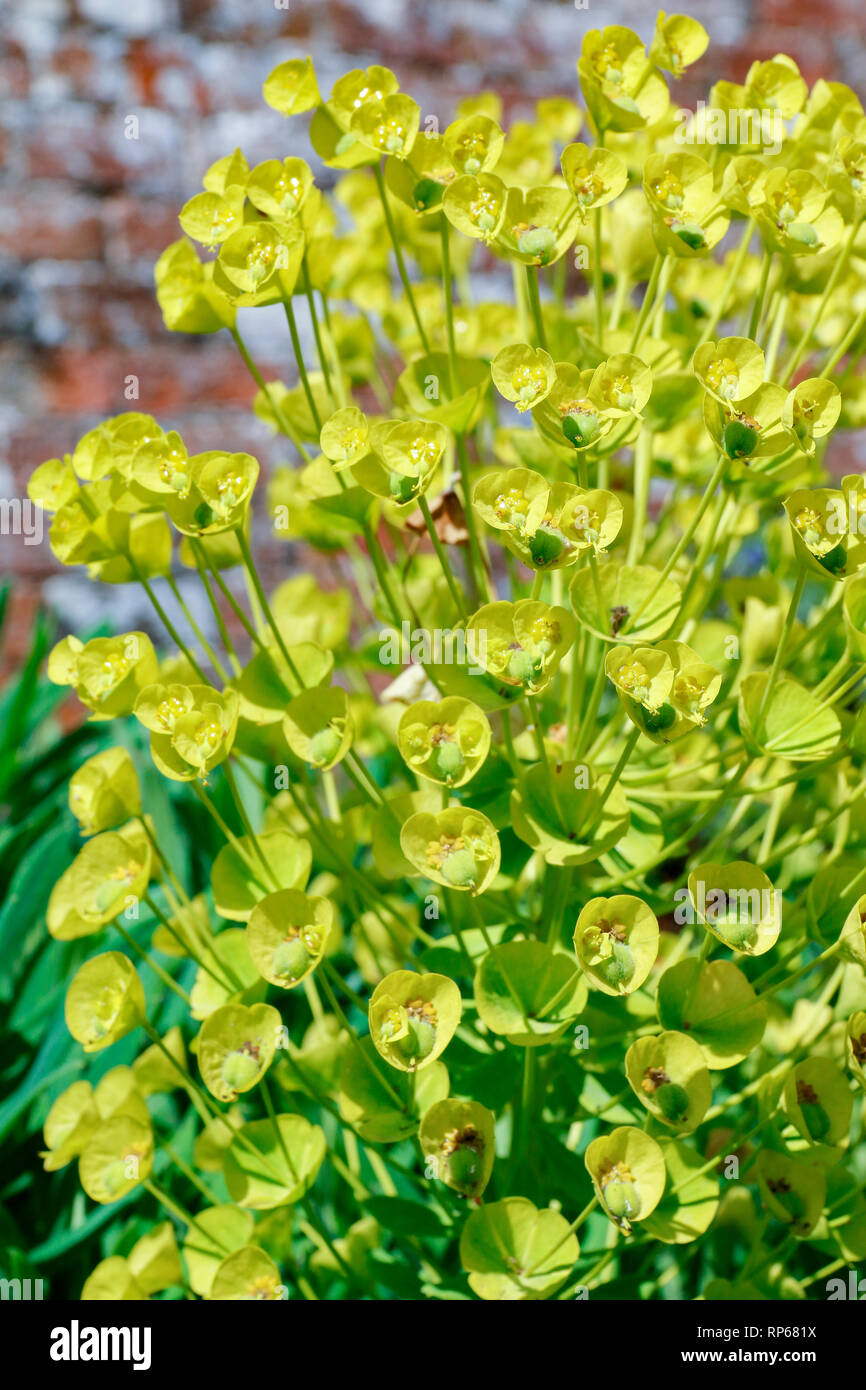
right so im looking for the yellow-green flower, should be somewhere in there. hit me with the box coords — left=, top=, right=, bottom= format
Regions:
left=369, top=969, right=462, bottom=1072
left=400, top=807, right=500, bottom=894
left=467, top=599, right=576, bottom=694
left=65, top=952, right=146, bottom=1052
left=397, top=696, right=490, bottom=787
left=68, top=747, right=141, bottom=837
left=574, top=894, right=659, bottom=996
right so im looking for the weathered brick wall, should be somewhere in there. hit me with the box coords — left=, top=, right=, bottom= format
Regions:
left=1, top=0, right=865, bottom=672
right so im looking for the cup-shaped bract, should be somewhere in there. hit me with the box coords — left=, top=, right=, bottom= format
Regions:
left=641, top=1139, right=720, bottom=1246
left=644, top=153, right=730, bottom=257
left=748, top=168, right=844, bottom=258
left=182, top=1205, right=256, bottom=1297
left=687, top=861, right=782, bottom=955
left=692, top=337, right=765, bottom=406
left=846, top=1012, right=866, bottom=1092
left=532, top=363, right=616, bottom=451
left=589, top=353, right=653, bottom=420
left=217, top=221, right=303, bottom=301
left=657, top=958, right=766, bottom=1068
left=223, top=1113, right=327, bottom=1208
left=474, top=467, right=622, bottom=570
left=784, top=488, right=858, bottom=580
left=474, top=940, right=587, bottom=1047
left=755, top=1149, right=826, bottom=1238
left=369, top=969, right=462, bottom=1072
left=491, top=344, right=556, bottom=414
left=283, top=685, right=353, bottom=771
left=246, top=888, right=333, bottom=989
left=397, top=696, right=490, bottom=787
left=419, top=1098, right=496, bottom=1198
left=561, top=142, right=628, bottom=219
left=78, top=1116, right=154, bottom=1204
left=208, top=1246, right=285, bottom=1301
left=339, top=1037, right=449, bottom=1142
left=510, top=760, right=630, bottom=867
left=468, top=599, right=576, bottom=695
left=211, top=827, right=312, bottom=922
left=649, top=12, right=709, bottom=75
left=168, top=451, right=259, bottom=536
left=197, top=1002, right=282, bottom=1102
left=460, top=1196, right=579, bottom=1300
left=65, top=953, right=145, bottom=1053
left=781, top=379, right=842, bottom=457
left=702, top=380, right=789, bottom=462
left=578, top=26, right=669, bottom=135
left=350, top=93, right=421, bottom=160
left=40, top=1081, right=99, bottom=1172
left=154, top=238, right=236, bottom=334
left=574, top=895, right=659, bottom=996
left=569, top=561, right=682, bottom=644
left=585, top=1126, right=666, bottom=1232
left=783, top=1058, right=853, bottom=1148
left=247, top=157, right=314, bottom=221
left=263, top=56, right=321, bottom=117
left=49, top=633, right=159, bottom=721
left=47, top=828, right=152, bottom=940
left=68, top=747, right=142, bottom=837
left=400, top=806, right=500, bottom=894
left=443, top=113, right=504, bottom=177
left=320, top=406, right=371, bottom=471
left=625, top=1030, right=712, bottom=1132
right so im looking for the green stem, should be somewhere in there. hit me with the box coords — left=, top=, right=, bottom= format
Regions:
left=229, top=324, right=312, bottom=463
left=373, top=162, right=431, bottom=354
left=282, top=293, right=322, bottom=432
left=419, top=494, right=466, bottom=619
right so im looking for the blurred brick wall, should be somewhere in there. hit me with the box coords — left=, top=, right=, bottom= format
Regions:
left=2, top=0, right=866, bottom=674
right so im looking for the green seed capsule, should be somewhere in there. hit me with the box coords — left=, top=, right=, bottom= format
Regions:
left=388, top=470, right=418, bottom=504
left=717, top=915, right=758, bottom=951
left=440, top=847, right=478, bottom=888
left=772, top=1184, right=807, bottom=1224
left=221, top=1049, right=261, bottom=1093
left=413, top=177, right=443, bottom=210
left=656, top=1080, right=691, bottom=1124
left=101, top=1158, right=130, bottom=1197
left=397, top=1016, right=436, bottom=1064
left=800, top=1101, right=831, bottom=1143
left=508, top=649, right=537, bottom=686
left=723, top=420, right=758, bottom=459
left=91, top=881, right=125, bottom=917
left=596, top=941, right=635, bottom=989
left=787, top=222, right=819, bottom=247
left=448, top=1145, right=482, bottom=1190
left=529, top=525, right=567, bottom=567
left=562, top=412, right=600, bottom=447
left=603, top=1178, right=642, bottom=1222
left=309, top=727, right=343, bottom=767
left=642, top=702, right=676, bottom=734
left=272, top=936, right=311, bottom=983
left=431, top=741, right=464, bottom=782
left=517, top=226, right=556, bottom=263
left=671, top=221, right=706, bottom=249
left=819, top=542, right=847, bottom=576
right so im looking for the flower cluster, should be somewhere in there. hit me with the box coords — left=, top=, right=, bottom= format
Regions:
left=27, top=12, right=866, bottom=1302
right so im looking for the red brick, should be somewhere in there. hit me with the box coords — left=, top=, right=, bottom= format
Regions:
left=39, top=344, right=269, bottom=414
left=102, top=195, right=181, bottom=262
left=0, top=192, right=103, bottom=262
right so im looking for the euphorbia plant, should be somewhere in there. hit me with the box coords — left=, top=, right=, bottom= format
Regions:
left=27, top=12, right=866, bottom=1301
